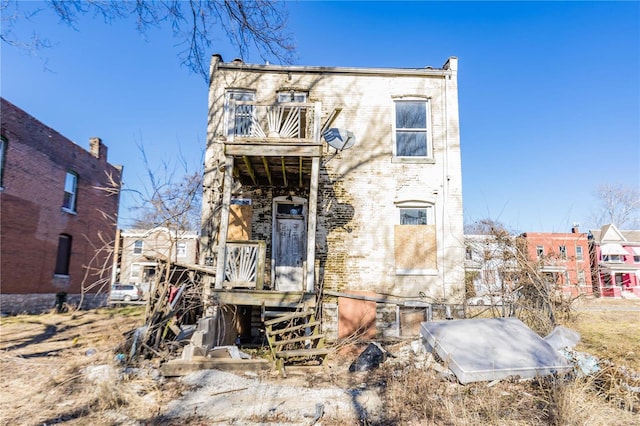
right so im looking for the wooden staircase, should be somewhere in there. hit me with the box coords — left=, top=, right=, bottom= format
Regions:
left=263, top=308, right=329, bottom=376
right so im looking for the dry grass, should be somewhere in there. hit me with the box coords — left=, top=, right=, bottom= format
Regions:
left=1, top=299, right=639, bottom=424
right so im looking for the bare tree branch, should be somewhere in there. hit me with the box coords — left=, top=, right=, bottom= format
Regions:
left=2, top=0, right=295, bottom=81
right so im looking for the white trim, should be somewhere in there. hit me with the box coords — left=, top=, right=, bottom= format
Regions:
left=392, top=98, right=433, bottom=159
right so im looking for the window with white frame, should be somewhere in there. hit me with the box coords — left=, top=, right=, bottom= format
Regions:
left=276, top=90, right=308, bottom=138
left=133, top=240, right=143, bottom=255
left=576, top=246, right=584, bottom=261
left=394, top=201, right=436, bottom=274
left=536, top=245, right=544, bottom=259
left=225, top=89, right=256, bottom=137
left=130, top=263, right=141, bottom=279
left=602, top=254, right=623, bottom=263
left=177, top=241, right=187, bottom=258
left=399, top=206, right=433, bottom=225
left=578, top=270, right=586, bottom=284
left=559, top=245, right=567, bottom=259
left=394, top=100, right=431, bottom=158
left=62, top=171, right=78, bottom=212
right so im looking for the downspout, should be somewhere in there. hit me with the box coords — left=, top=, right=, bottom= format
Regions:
left=441, top=73, right=449, bottom=301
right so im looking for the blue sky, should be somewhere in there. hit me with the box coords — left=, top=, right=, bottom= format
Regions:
left=2, top=1, right=639, bottom=233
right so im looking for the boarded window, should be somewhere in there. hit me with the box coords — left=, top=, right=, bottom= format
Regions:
left=395, top=224, right=437, bottom=271
left=55, top=234, right=72, bottom=275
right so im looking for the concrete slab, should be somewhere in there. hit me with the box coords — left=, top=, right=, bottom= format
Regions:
left=421, top=317, right=572, bottom=384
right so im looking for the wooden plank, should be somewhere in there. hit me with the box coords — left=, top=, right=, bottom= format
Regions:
left=275, top=348, right=330, bottom=358
left=264, top=310, right=313, bottom=326
left=267, top=320, right=320, bottom=336
left=261, top=156, right=272, bottom=185
left=306, top=157, right=319, bottom=292
left=242, top=156, right=257, bottom=185
left=160, top=357, right=271, bottom=377
left=271, top=334, right=325, bottom=347
left=211, top=289, right=316, bottom=307
left=225, top=143, right=322, bottom=157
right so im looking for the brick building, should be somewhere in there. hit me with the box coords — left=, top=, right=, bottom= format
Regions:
left=0, top=98, right=123, bottom=314
left=517, top=227, right=593, bottom=298
left=200, top=55, right=464, bottom=342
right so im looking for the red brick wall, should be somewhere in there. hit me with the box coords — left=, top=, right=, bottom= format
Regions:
left=1, top=98, right=122, bottom=299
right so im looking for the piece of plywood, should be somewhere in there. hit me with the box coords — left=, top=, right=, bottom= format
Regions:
left=421, top=318, right=571, bottom=384
left=338, top=291, right=377, bottom=339
left=395, top=225, right=436, bottom=270
left=228, top=204, right=252, bottom=240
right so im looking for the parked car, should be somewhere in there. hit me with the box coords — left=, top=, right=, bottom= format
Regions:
left=110, top=284, right=143, bottom=302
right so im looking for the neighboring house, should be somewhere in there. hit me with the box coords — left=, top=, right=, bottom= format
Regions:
left=115, top=227, right=200, bottom=298
left=0, top=98, right=123, bottom=314
left=201, top=55, right=464, bottom=341
left=464, top=234, right=518, bottom=297
left=589, top=223, right=640, bottom=298
left=517, top=226, right=593, bottom=298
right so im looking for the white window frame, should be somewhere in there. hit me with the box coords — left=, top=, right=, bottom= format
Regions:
left=536, top=245, right=545, bottom=259
left=133, top=240, right=143, bottom=255
left=177, top=241, right=187, bottom=258
left=62, top=171, right=78, bottom=213
left=394, top=200, right=437, bottom=276
left=225, top=89, right=256, bottom=137
left=277, top=91, right=307, bottom=103
left=576, top=246, right=584, bottom=261
left=130, top=263, right=141, bottom=279
left=392, top=98, right=433, bottom=161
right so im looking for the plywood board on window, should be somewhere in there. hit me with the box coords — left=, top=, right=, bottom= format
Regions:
left=228, top=204, right=252, bottom=240
left=395, top=225, right=436, bottom=270
left=338, top=292, right=377, bottom=339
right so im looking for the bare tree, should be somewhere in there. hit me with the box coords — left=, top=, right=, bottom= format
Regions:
left=589, top=183, right=640, bottom=229
left=1, top=0, right=295, bottom=80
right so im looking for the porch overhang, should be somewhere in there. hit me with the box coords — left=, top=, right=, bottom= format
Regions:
left=225, top=142, right=322, bottom=187
left=598, top=263, right=640, bottom=274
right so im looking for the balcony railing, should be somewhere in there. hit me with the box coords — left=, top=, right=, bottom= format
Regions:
left=229, top=101, right=319, bottom=142
left=223, top=240, right=266, bottom=289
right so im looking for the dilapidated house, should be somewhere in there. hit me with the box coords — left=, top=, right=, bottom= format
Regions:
left=200, top=55, right=465, bottom=346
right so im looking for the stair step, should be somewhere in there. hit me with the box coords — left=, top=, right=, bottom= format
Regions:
left=266, top=321, right=320, bottom=336
left=276, top=348, right=330, bottom=358
left=271, top=333, right=325, bottom=347
left=264, top=310, right=314, bottom=326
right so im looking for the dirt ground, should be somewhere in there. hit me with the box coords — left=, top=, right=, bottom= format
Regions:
left=0, top=306, right=394, bottom=425
left=1, top=299, right=638, bottom=425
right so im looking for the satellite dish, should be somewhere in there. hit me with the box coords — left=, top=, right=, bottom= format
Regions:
left=322, top=128, right=356, bottom=151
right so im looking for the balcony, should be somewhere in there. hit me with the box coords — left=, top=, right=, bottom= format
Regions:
left=228, top=101, right=321, bottom=143
left=224, top=101, right=323, bottom=187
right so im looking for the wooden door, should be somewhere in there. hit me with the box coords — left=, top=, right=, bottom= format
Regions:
left=272, top=198, right=307, bottom=291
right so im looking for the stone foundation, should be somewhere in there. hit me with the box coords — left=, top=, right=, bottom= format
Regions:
left=0, top=293, right=109, bottom=315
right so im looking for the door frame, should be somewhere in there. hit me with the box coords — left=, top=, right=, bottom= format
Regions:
left=271, top=195, right=308, bottom=290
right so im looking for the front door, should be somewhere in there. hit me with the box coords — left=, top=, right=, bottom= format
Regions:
left=272, top=197, right=307, bottom=291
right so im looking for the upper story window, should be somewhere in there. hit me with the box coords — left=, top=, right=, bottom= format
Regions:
left=575, top=246, right=584, bottom=261
left=536, top=245, right=544, bottom=259
left=0, top=136, right=6, bottom=188
left=62, top=171, right=78, bottom=213
left=133, top=240, right=143, bottom=255
left=277, top=91, right=307, bottom=103
left=177, top=241, right=187, bottom=258
left=465, top=246, right=473, bottom=261
left=634, top=255, right=640, bottom=263
left=602, top=254, right=623, bottom=263
left=54, top=234, right=72, bottom=276
left=394, top=100, right=431, bottom=158
left=559, top=245, right=567, bottom=259
left=225, top=89, right=256, bottom=137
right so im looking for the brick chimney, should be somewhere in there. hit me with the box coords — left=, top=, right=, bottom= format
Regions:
left=571, top=224, right=580, bottom=234
left=89, top=137, right=107, bottom=161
